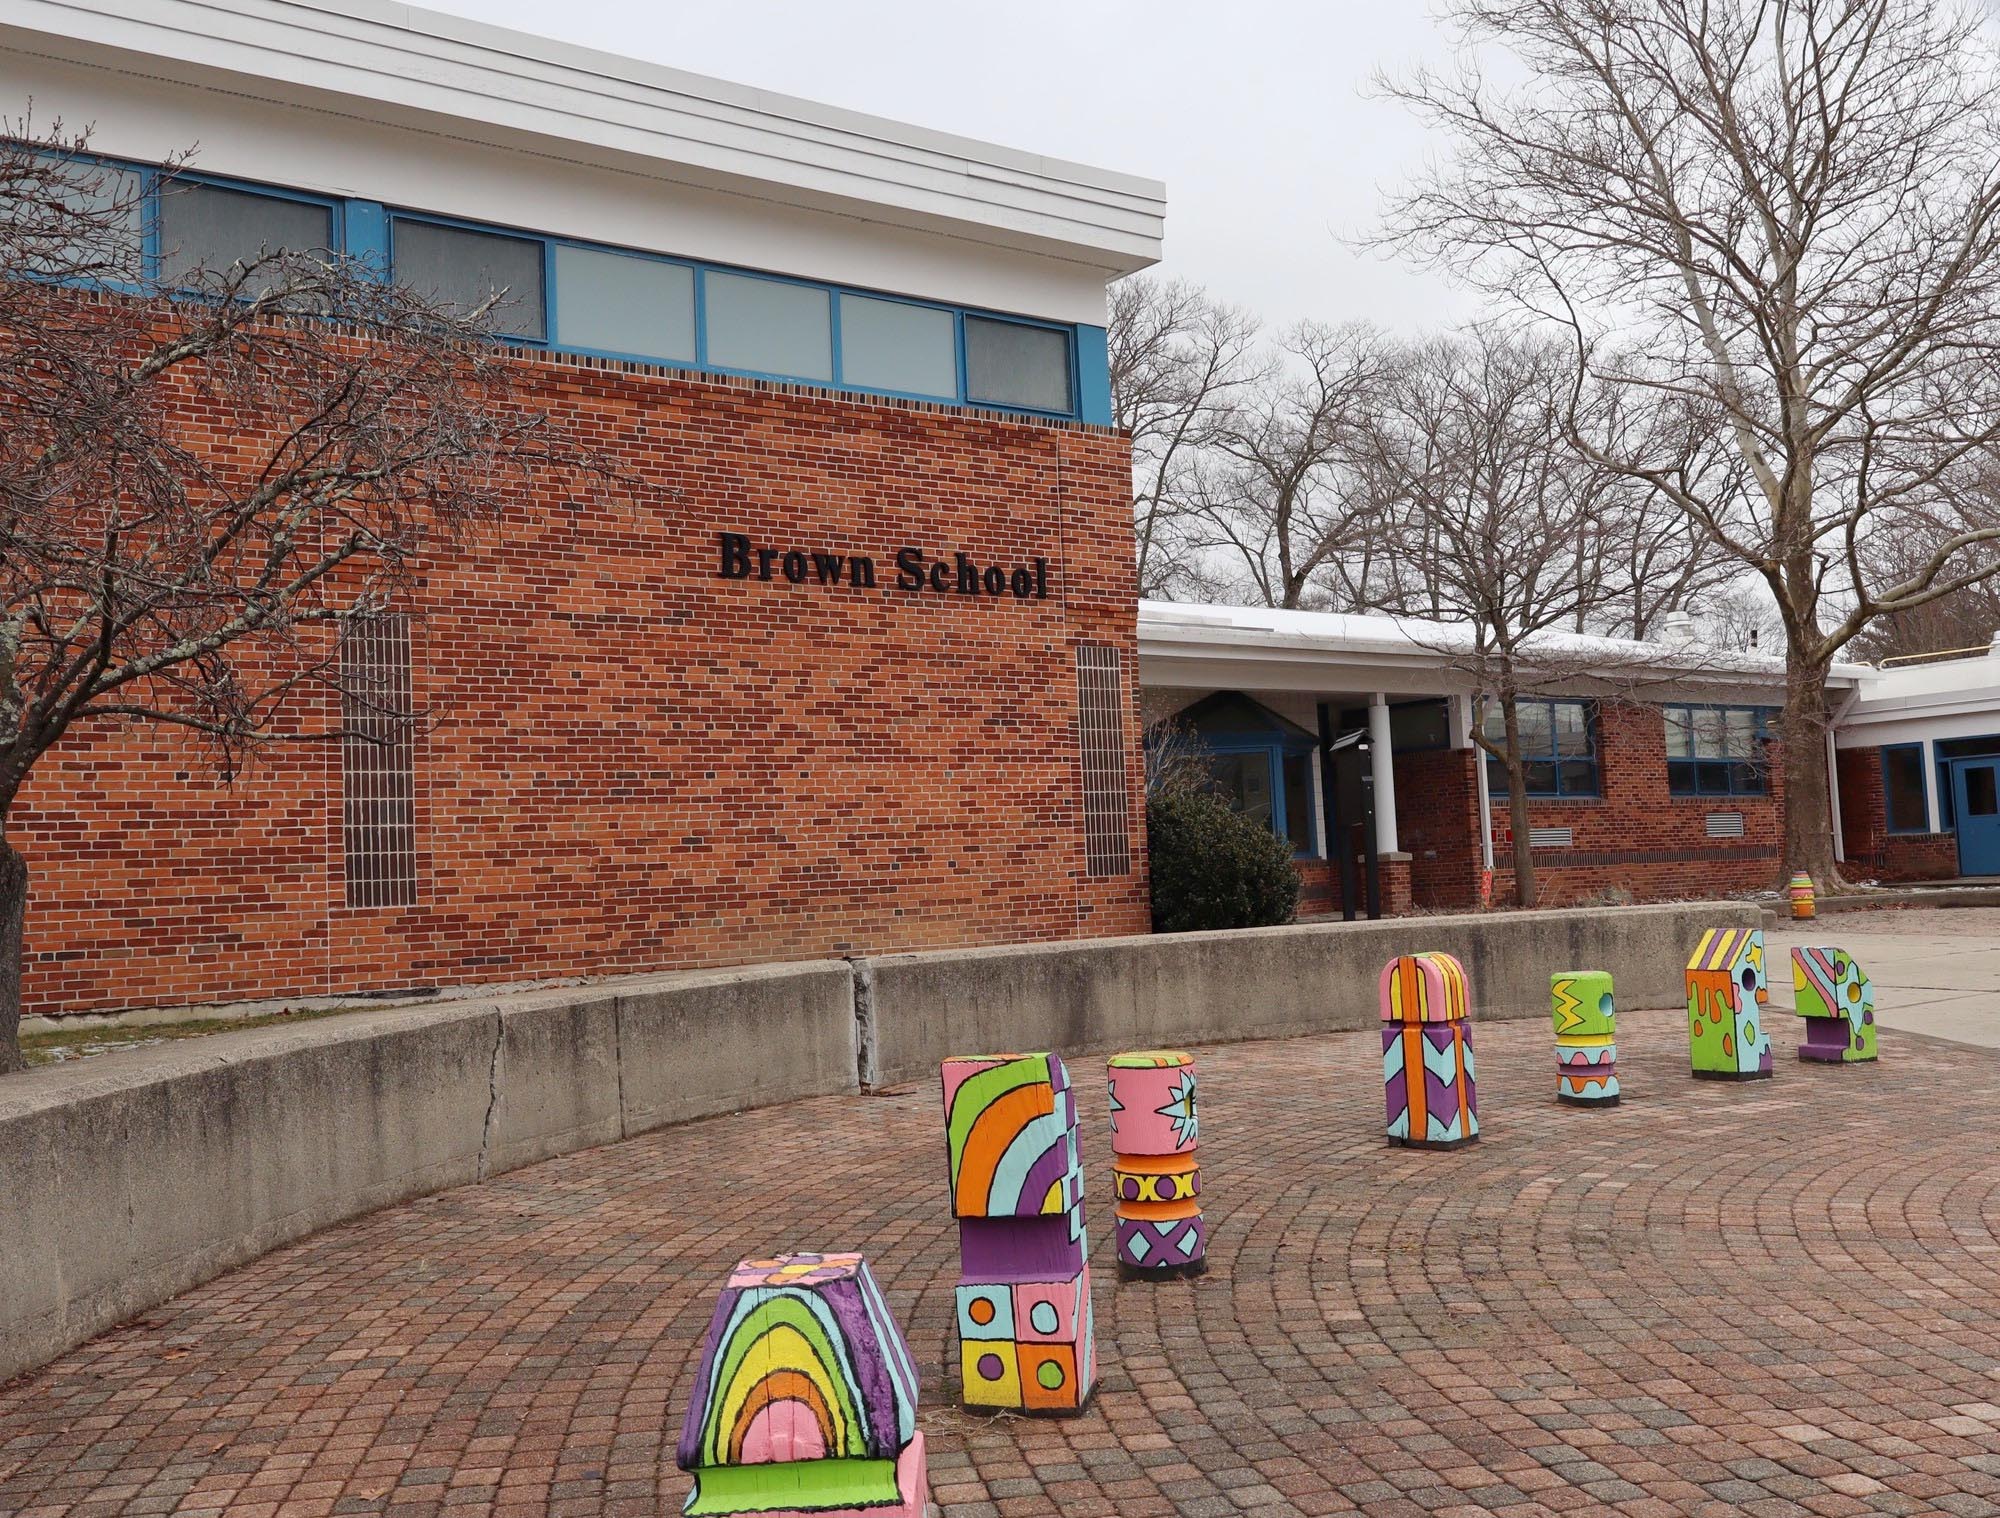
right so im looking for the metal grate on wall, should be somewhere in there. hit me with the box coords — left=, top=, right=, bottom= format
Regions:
left=1529, top=826, right=1575, bottom=849
left=339, top=614, right=418, bottom=909
left=1705, top=811, right=1746, bottom=839
left=1075, top=643, right=1133, bottom=877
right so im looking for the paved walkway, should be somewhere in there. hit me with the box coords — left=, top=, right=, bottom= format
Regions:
left=1771, top=906, right=2000, bottom=1049
left=7, top=1005, right=2000, bottom=1518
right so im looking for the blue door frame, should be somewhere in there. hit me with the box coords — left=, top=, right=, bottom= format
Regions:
left=1951, top=757, right=2000, bottom=877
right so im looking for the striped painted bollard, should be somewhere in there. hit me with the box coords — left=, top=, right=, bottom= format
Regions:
left=1379, top=952, right=1479, bottom=1149
left=1106, top=1050, right=1204, bottom=1278
left=1550, top=970, right=1620, bottom=1105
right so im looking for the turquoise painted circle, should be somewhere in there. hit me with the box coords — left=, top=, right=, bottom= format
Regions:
left=1030, top=1300, right=1060, bottom=1335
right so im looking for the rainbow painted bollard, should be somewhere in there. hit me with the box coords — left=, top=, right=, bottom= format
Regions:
left=1106, top=1050, right=1204, bottom=1278
left=1380, top=951, right=1479, bottom=1148
left=675, top=1252, right=927, bottom=1518
left=941, top=1052, right=1095, bottom=1415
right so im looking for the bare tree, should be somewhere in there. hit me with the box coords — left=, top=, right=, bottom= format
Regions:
left=0, top=128, right=592, bottom=1071
left=1359, top=331, right=1639, bottom=905
left=1848, top=495, right=2000, bottom=660
left=1380, top=0, right=2000, bottom=889
left=1195, top=322, right=1397, bottom=609
left=1107, top=276, right=1264, bottom=599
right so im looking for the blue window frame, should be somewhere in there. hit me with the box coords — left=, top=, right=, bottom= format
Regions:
left=1931, top=735, right=2000, bottom=833
left=1882, top=742, right=1931, bottom=833
left=1483, top=699, right=1600, bottom=799
left=1664, top=704, right=1772, bottom=796
left=154, top=171, right=341, bottom=291
left=46, top=147, right=1092, bottom=418
left=1170, top=693, right=1322, bottom=857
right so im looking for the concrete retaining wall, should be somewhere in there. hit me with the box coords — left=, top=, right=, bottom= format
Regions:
left=858, top=903, right=1758, bottom=1088
left=0, top=962, right=856, bottom=1386
left=0, top=902, right=1751, bottom=1384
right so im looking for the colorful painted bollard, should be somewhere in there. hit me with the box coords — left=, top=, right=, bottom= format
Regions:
left=941, top=1052, right=1095, bottom=1415
left=1106, top=1050, right=1204, bottom=1278
left=1788, top=872, right=1817, bottom=920
left=1550, top=970, right=1619, bottom=1105
left=1380, top=952, right=1479, bottom=1148
left=1793, top=946, right=1878, bottom=1064
left=676, top=1252, right=928, bottom=1518
left=1686, top=927, right=1773, bottom=1080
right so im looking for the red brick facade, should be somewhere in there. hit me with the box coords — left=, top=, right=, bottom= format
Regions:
left=1835, top=746, right=1960, bottom=881
left=1484, top=702, right=1786, bottom=906
left=15, top=354, right=1151, bottom=1016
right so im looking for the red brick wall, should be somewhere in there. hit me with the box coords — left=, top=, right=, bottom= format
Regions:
left=1835, top=746, right=1959, bottom=881
left=1397, top=748, right=1483, bottom=910
left=1486, top=702, right=1786, bottom=906
left=15, top=354, right=1151, bottom=1016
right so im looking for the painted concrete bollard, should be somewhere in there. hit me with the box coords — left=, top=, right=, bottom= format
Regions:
left=1550, top=970, right=1619, bottom=1105
left=941, top=1052, right=1095, bottom=1414
left=1793, top=946, right=1878, bottom=1064
left=1788, top=872, right=1816, bottom=919
left=1106, top=1050, right=1204, bottom=1278
left=676, top=1251, right=928, bottom=1518
left=1380, top=952, right=1479, bottom=1148
left=1685, top=927, right=1773, bottom=1080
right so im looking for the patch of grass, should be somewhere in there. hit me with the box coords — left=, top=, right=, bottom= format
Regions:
left=22, top=1003, right=368, bottom=1068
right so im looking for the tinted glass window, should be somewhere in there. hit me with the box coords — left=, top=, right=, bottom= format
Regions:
left=1967, top=765, right=1998, bottom=818
left=1483, top=699, right=1597, bottom=797
left=704, top=271, right=832, bottom=381
left=839, top=294, right=956, bottom=398
left=1207, top=751, right=1273, bottom=828
left=553, top=244, right=693, bottom=361
left=393, top=218, right=545, bottom=339
left=1282, top=751, right=1313, bottom=853
left=964, top=316, right=1072, bottom=412
left=15, top=153, right=145, bottom=278
left=1665, top=705, right=1771, bottom=796
left=159, top=182, right=332, bottom=291
left=1883, top=746, right=1929, bottom=832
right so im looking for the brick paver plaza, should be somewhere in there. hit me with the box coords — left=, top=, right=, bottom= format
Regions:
left=6, top=1005, right=2000, bottom=1518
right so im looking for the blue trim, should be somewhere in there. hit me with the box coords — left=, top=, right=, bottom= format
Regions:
left=343, top=200, right=390, bottom=278
left=1664, top=703, right=1774, bottom=797
left=65, top=147, right=1094, bottom=419
left=1075, top=324, right=1112, bottom=426
left=1882, top=741, right=1931, bottom=834
left=1482, top=699, right=1601, bottom=799
left=1195, top=727, right=1323, bottom=859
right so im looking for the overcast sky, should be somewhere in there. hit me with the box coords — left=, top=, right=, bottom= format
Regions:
left=423, top=0, right=1489, bottom=335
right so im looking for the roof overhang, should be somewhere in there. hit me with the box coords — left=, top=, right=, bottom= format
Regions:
left=3, top=0, right=1166, bottom=279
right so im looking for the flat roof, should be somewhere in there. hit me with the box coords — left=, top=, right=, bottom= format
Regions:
left=1137, top=600, right=1869, bottom=694
left=4, top=0, right=1166, bottom=276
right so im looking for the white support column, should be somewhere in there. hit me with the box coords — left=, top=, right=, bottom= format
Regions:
left=1369, top=693, right=1399, bottom=855
left=1475, top=727, right=1495, bottom=872
left=1924, top=738, right=1943, bottom=834
left=1448, top=692, right=1474, bottom=750
left=1826, top=729, right=1846, bottom=863
left=1311, top=747, right=1329, bottom=859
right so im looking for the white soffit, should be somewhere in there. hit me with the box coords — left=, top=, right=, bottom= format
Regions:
left=3, top=0, right=1166, bottom=276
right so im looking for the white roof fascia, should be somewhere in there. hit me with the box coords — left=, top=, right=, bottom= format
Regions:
left=3, top=0, right=1166, bottom=278
left=1136, top=600, right=1864, bottom=697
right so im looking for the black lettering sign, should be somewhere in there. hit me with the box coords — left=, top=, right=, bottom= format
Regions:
left=718, top=533, right=1049, bottom=602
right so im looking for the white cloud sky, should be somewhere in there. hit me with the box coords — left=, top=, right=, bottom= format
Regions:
left=421, top=0, right=1491, bottom=335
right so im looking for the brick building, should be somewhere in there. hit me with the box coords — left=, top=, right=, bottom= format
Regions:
left=4, top=0, right=1163, bottom=1016
left=1139, top=602, right=1880, bottom=913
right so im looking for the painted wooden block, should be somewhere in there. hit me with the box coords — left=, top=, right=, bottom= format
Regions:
left=1550, top=970, right=1620, bottom=1105
left=676, top=1251, right=927, bottom=1518
left=1792, top=946, right=1877, bottom=1064
left=1106, top=1050, right=1204, bottom=1278
left=1686, top=927, right=1773, bottom=1080
left=1379, top=952, right=1479, bottom=1148
left=941, top=1053, right=1095, bottom=1415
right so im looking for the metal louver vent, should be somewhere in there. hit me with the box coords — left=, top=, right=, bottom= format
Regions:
left=1706, top=811, right=1746, bottom=839
left=1529, top=826, right=1574, bottom=849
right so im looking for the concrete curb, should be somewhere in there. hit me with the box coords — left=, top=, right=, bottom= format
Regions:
left=0, top=901, right=1753, bottom=1386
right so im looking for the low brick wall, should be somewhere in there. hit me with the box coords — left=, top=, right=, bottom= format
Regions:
left=0, top=900, right=1755, bottom=1384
